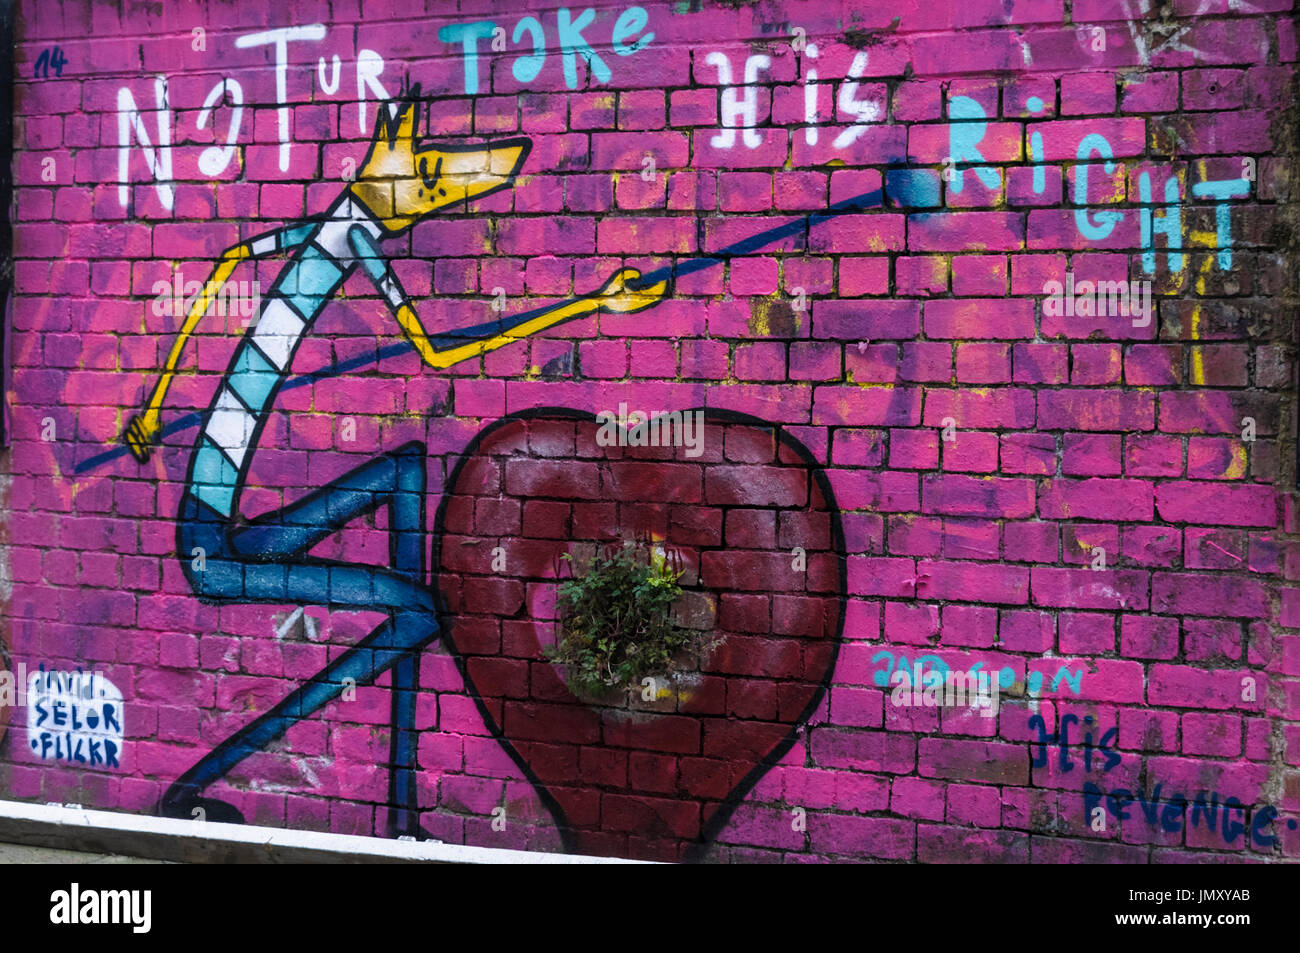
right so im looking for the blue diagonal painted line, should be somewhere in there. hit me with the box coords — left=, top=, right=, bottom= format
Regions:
left=73, top=185, right=891, bottom=476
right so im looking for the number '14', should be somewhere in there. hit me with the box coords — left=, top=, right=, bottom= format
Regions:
left=34, top=46, right=67, bottom=79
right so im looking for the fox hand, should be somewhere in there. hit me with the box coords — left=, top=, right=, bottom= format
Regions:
left=594, top=268, right=668, bottom=313
left=123, top=414, right=161, bottom=463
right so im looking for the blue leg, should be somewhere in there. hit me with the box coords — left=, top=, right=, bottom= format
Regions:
left=166, top=443, right=435, bottom=834
left=390, top=655, right=418, bottom=836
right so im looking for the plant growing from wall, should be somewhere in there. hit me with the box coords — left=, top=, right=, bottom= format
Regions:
left=546, top=540, right=694, bottom=698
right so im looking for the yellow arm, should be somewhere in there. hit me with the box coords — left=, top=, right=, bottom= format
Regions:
left=345, top=223, right=667, bottom=370
left=393, top=268, right=668, bottom=370
left=123, top=244, right=251, bottom=462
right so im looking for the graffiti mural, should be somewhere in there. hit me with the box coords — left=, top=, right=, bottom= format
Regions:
left=2, top=0, right=1298, bottom=862
left=120, top=91, right=667, bottom=832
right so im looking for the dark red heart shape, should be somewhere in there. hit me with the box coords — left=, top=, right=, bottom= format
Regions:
left=434, top=409, right=845, bottom=861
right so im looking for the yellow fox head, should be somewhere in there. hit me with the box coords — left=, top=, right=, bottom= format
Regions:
left=349, top=91, right=530, bottom=235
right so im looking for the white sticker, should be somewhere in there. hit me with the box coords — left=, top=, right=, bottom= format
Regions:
left=27, top=670, right=124, bottom=768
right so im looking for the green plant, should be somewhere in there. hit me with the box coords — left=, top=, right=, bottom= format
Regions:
left=545, top=540, right=693, bottom=697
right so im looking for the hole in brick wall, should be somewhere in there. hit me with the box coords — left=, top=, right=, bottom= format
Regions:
left=433, top=410, right=846, bottom=861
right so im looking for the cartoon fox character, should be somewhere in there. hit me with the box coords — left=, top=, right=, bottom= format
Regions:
left=123, top=89, right=667, bottom=833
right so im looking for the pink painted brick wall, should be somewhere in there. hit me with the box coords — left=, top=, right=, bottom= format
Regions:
left=0, top=0, right=1297, bottom=863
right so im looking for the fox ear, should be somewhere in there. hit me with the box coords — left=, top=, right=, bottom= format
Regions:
left=395, top=100, right=418, bottom=143
left=378, top=88, right=422, bottom=148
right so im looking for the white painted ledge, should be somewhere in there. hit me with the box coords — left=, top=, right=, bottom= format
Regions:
left=0, top=799, right=657, bottom=864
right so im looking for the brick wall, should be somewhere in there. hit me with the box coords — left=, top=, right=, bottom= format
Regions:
left=1, top=0, right=1298, bottom=862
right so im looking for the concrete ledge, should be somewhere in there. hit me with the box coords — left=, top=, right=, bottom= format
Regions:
left=0, top=799, right=654, bottom=864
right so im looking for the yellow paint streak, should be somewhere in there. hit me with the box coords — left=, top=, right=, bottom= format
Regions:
left=1225, top=443, right=1248, bottom=480
left=1102, top=173, right=1125, bottom=204
left=1186, top=228, right=1218, bottom=388
left=1189, top=306, right=1206, bottom=386
left=747, top=298, right=802, bottom=338
left=1189, top=228, right=1217, bottom=296
left=1185, top=224, right=1222, bottom=384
